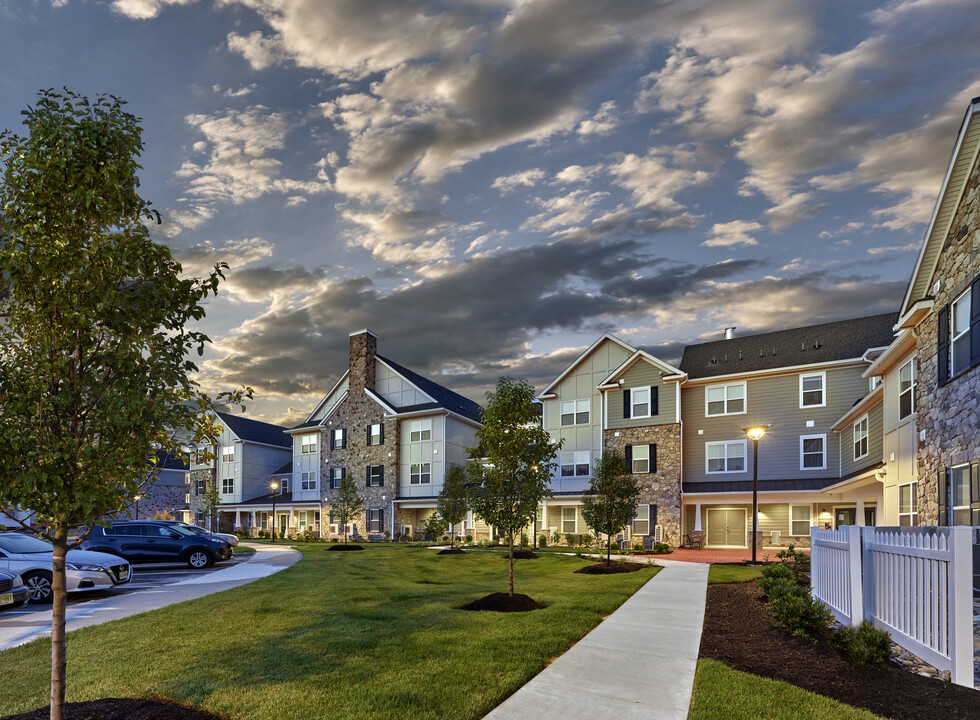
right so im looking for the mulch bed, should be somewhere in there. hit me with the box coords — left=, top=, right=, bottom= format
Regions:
left=501, top=550, right=538, bottom=559
left=458, top=592, right=546, bottom=612
left=326, top=544, right=363, bottom=551
left=436, top=548, right=466, bottom=555
left=575, top=561, right=644, bottom=574
left=1, top=698, right=230, bottom=720
left=700, top=582, right=980, bottom=720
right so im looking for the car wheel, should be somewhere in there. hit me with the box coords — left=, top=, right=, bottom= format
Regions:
left=186, top=550, right=213, bottom=569
left=24, top=571, right=53, bottom=604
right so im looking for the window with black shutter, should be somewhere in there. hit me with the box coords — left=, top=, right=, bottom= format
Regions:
left=937, top=305, right=950, bottom=386
left=650, top=386, right=659, bottom=416
left=622, top=389, right=631, bottom=418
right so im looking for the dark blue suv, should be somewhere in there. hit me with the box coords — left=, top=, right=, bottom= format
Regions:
left=81, top=521, right=233, bottom=569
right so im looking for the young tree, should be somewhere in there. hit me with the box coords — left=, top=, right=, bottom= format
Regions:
left=0, top=89, right=247, bottom=720
left=467, top=377, right=561, bottom=596
left=332, top=474, right=363, bottom=546
left=437, top=464, right=467, bottom=547
left=423, top=509, right=445, bottom=541
left=581, top=453, right=640, bottom=566
left=200, top=476, right=222, bottom=532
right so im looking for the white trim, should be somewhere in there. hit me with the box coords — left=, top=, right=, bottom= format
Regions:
left=560, top=398, right=591, bottom=427
left=852, top=415, right=869, bottom=461
left=898, top=357, right=917, bottom=421
left=799, top=371, right=826, bottom=409
left=374, top=357, right=437, bottom=404
left=681, top=357, right=865, bottom=386
left=705, top=439, right=747, bottom=474
left=304, top=371, right=350, bottom=423
left=596, top=348, right=683, bottom=387
left=630, top=386, right=654, bottom=419
left=950, top=287, right=973, bottom=377
left=800, top=434, right=827, bottom=471
left=789, top=504, right=812, bottom=536
left=561, top=506, right=578, bottom=534
left=831, top=385, right=882, bottom=431
left=831, top=504, right=858, bottom=529
left=363, top=387, right=399, bottom=415
left=863, top=328, right=915, bottom=378
left=704, top=380, right=747, bottom=417
left=538, top=333, right=636, bottom=398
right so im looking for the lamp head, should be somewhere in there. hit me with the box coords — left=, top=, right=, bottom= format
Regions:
left=270, top=481, right=279, bottom=491
left=743, top=424, right=772, bottom=441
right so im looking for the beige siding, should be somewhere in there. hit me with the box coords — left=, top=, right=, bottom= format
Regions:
left=376, top=361, right=433, bottom=407
left=840, top=402, right=883, bottom=478
left=606, top=361, right=678, bottom=428
left=310, top=378, right=349, bottom=422
left=398, top=413, right=444, bottom=499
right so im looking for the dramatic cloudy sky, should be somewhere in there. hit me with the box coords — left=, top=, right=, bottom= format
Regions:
left=2, top=0, right=978, bottom=425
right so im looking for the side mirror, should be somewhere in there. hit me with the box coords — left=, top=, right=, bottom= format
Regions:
left=169, top=533, right=182, bottom=539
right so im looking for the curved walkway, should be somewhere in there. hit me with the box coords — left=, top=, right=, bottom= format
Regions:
left=0, top=543, right=300, bottom=651
left=485, top=560, right=709, bottom=720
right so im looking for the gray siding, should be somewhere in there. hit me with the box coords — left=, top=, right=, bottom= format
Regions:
left=682, top=364, right=869, bottom=485
left=839, top=402, right=883, bottom=478
left=606, top=361, right=677, bottom=428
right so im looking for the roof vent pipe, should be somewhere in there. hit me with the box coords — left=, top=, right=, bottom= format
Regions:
left=724, top=326, right=736, bottom=340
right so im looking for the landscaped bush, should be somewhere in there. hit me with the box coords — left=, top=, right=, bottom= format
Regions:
left=465, top=534, right=473, bottom=543
left=538, top=534, right=548, bottom=547
left=770, top=587, right=833, bottom=638
left=565, top=533, right=575, bottom=547
left=609, top=541, right=620, bottom=552
left=777, top=544, right=811, bottom=577
left=633, top=542, right=645, bottom=552
left=491, top=535, right=501, bottom=546
left=296, top=529, right=318, bottom=543
left=829, top=622, right=891, bottom=667
left=520, top=533, right=529, bottom=547
left=652, top=542, right=671, bottom=554
left=551, top=530, right=561, bottom=545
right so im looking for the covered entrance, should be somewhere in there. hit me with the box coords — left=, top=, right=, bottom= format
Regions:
left=706, top=508, right=746, bottom=547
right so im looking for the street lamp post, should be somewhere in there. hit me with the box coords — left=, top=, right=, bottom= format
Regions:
left=743, top=425, right=772, bottom=565
left=270, top=481, right=279, bottom=541
left=134, top=494, right=142, bottom=520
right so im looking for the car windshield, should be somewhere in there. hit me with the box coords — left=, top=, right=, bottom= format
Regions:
left=179, top=525, right=207, bottom=536
left=0, top=533, right=53, bottom=554
left=163, top=524, right=195, bottom=537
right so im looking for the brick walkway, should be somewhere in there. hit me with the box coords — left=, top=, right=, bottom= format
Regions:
left=642, top=547, right=809, bottom=564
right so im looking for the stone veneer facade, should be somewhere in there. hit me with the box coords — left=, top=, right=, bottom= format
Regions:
left=319, top=331, right=399, bottom=537
left=915, top=159, right=980, bottom=525
left=187, top=468, right=215, bottom=524
left=126, top=481, right=188, bottom=522
left=603, top=423, right=682, bottom=546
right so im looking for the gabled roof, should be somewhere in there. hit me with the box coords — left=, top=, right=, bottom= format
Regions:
left=271, top=462, right=292, bottom=476
left=901, top=96, right=980, bottom=316
left=152, top=450, right=188, bottom=471
left=538, top=333, right=636, bottom=398
left=215, top=411, right=291, bottom=449
left=598, top=349, right=684, bottom=388
left=679, top=314, right=898, bottom=380
left=377, top=355, right=483, bottom=423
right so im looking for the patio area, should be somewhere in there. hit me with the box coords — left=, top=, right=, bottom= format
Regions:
left=647, top=547, right=810, bottom=564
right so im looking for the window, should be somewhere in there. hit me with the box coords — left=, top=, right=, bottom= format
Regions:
left=410, top=419, right=431, bottom=442
left=410, top=463, right=431, bottom=484
left=561, top=507, right=577, bottom=533
left=301, top=471, right=317, bottom=491
left=367, top=423, right=384, bottom=446
left=301, top=435, right=318, bottom=454
left=560, top=399, right=590, bottom=426
left=951, top=288, right=972, bottom=376
left=629, top=444, right=656, bottom=474
left=799, top=372, right=825, bottom=408
left=629, top=387, right=653, bottom=418
left=330, top=467, right=345, bottom=489
left=705, top=441, right=746, bottom=473
left=898, top=482, right=918, bottom=526
left=328, top=508, right=336, bottom=524
left=632, top=504, right=651, bottom=536
left=368, top=508, right=383, bottom=533
left=898, top=358, right=916, bottom=419
left=331, top=428, right=346, bottom=450
left=951, top=464, right=970, bottom=525
left=853, top=416, right=868, bottom=460
left=705, top=382, right=745, bottom=416
left=221, top=445, right=235, bottom=463
left=367, top=464, right=384, bottom=487
left=790, top=505, right=811, bottom=536
left=195, top=477, right=206, bottom=495
left=800, top=434, right=826, bottom=470
left=560, top=450, right=590, bottom=477
left=278, top=477, right=289, bottom=493
left=221, top=477, right=233, bottom=494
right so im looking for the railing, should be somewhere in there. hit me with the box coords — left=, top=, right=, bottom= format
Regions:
left=810, top=525, right=974, bottom=687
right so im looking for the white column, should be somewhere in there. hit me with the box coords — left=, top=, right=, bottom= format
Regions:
left=856, top=499, right=866, bottom=526
left=250, top=509, right=255, bottom=537
left=694, top=503, right=702, bottom=531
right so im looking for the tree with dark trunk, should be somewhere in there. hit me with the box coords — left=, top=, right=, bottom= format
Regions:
left=437, top=464, right=467, bottom=547
left=333, top=474, right=363, bottom=546
left=582, top=453, right=640, bottom=566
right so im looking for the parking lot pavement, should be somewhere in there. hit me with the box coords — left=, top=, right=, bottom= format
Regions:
left=0, top=543, right=301, bottom=651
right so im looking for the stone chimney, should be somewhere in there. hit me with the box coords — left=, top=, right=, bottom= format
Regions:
left=349, top=329, right=377, bottom=391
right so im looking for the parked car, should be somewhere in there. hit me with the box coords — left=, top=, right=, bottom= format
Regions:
left=0, top=533, right=132, bottom=604
left=158, top=521, right=239, bottom=547
left=0, top=569, right=30, bottom=610
left=80, top=521, right=233, bottom=569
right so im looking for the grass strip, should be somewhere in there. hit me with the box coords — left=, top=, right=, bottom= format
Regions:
left=707, top=564, right=764, bottom=584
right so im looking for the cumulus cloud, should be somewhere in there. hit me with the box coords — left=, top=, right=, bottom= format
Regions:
left=111, top=0, right=196, bottom=19
left=172, top=237, right=275, bottom=278
left=577, top=100, right=620, bottom=136
left=492, top=169, right=547, bottom=194
left=521, top=189, right=608, bottom=233
left=703, top=220, right=762, bottom=247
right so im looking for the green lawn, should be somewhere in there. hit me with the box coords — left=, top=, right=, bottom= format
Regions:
left=706, top=564, right=764, bottom=584
left=689, top=659, right=885, bottom=720
left=0, top=544, right=656, bottom=719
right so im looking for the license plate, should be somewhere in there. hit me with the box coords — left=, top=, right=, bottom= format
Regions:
left=118, top=567, right=129, bottom=581
left=0, top=593, right=12, bottom=606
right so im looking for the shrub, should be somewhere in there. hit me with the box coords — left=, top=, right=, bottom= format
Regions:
left=830, top=622, right=891, bottom=667
left=609, top=541, right=620, bottom=551
left=777, top=543, right=811, bottom=576
left=653, top=542, right=671, bottom=554
left=538, top=534, right=548, bottom=547
left=491, top=535, right=501, bottom=546
left=633, top=542, right=645, bottom=552
left=464, top=534, right=473, bottom=543
left=441, top=534, right=449, bottom=543
left=520, top=533, right=529, bottom=547
left=152, top=510, right=175, bottom=521
left=565, top=533, right=575, bottom=547
left=296, top=529, right=317, bottom=543
left=770, top=588, right=833, bottom=638
left=551, top=530, right=561, bottom=545
left=257, top=530, right=268, bottom=539
left=383, top=530, right=391, bottom=541
left=330, top=537, right=339, bottom=543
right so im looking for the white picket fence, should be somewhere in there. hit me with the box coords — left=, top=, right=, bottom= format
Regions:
left=810, top=525, right=974, bottom=687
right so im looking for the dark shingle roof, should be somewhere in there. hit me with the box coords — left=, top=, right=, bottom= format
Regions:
left=683, top=477, right=842, bottom=493
left=679, top=313, right=898, bottom=379
left=377, top=355, right=483, bottom=423
left=216, top=411, right=291, bottom=448
left=271, top=462, right=292, bottom=476
left=153, top=450, right=188, bottom=471
left=289, top=420, right=322, bottom=431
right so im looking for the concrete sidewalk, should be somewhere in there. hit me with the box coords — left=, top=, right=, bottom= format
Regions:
left=485, top=561, right=709, bottom=720
left=0, top=543, right=300, bottom=651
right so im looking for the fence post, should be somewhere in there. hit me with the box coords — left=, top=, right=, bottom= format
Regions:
left=948, top=526, right=972, bottom=687
left=845, top=524, right=863, bottom=625
left=861, top=526, right=875, bottom=626
left=809, top=525, right=819, bottom=598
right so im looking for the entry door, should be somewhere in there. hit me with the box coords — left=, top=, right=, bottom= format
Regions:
left=835, top=508, right=856, bottom=528
left=706, top=509, right=746, bottom=547
left=864, top=507, right=876, bottom=526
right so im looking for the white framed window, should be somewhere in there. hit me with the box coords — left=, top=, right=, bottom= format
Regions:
left=560, top=399, right=590, bottom=426
left=898, top=482, right=918, bottom=526
left=560, top=450, right=590, bottom=478
left=279, top=477, right=289, bottom=493
left=800, top=434, right=826, bottom=470
left=367, top=464, right=384, bottom=487
left=195, top=477, right=206, bottom=495
left=705, top=441, right=746, bottom=473
left=410, top=419, right=432, bottom=442
left=298, top=511, right=309, bottom=532
left=221, top=445, right=235, bottom=463
left=368, top=508, right=382, bottom=533
left=561, top=506, right=577, bottom=533
left=301, top=471, right=317, bottom=491
left=853, top=415, right=868, bottom=461
left=799, top=372, right=826, bottom=408
left=790, top=505, right=811, bottom=536
left=410, top=463, right=431, bottom=485
left=301, top=434, right=318, bottom=454
left=950, top=464, right=971, bottom=525
left=705, top=382, right=746, bottom=416
left=330, top=467, right=345, bottom=489
left=221, top=477, right=234, bottom=494
left=631, top=387, right=652, bottom=418
left=331, top=428, right=346, bottom=450
left=898, top=358, right=916, bottom=420
left=951, top=288, right=972, bottom=376
left=632, top=504, right=650, bottom=536
left=368, top=423, right=383, bottom=446
left=632, top=445, right=650, bottom=474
